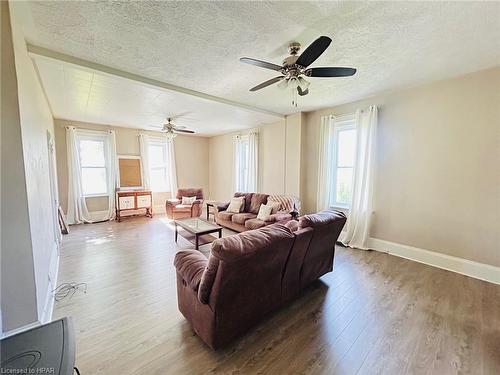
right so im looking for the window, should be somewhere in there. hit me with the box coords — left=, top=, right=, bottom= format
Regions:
left=78, top=136, right=108, bottom=196
left=235, top=136, right=250, bottom=192
left=330, top=119, right=357, bottom=208
left=147, top=141, right=170, bottom=192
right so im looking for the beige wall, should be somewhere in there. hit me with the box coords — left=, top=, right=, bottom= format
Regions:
left=302, top=67, right=500, bottom=267
left=208, top=116, right=305, bottom=202
left=54, top=119, right=210, bottom=213
left=208, top=120, right=286, bottom=201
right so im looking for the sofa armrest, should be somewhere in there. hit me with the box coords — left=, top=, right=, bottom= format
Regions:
left=166, top=198, right=181, bottom=206
left=274, top=212, right=292, bottom=222
left=174, top=250, right=208, bottom=291
left=216, top=202, right=230, bottom=212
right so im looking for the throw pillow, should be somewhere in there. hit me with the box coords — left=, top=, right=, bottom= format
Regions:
left=227, top=197, right=245, bottom=213
left=267, top=201, right=281, bottom=214
left=181, top=196, right=197, bottom=205
left=257, top=204, right=273, bottom=221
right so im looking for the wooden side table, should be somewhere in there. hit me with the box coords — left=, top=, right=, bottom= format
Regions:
left=206, top=201, right=218, bottom=221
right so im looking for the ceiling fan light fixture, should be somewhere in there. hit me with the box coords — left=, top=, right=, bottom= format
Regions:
left=165, top=131, right=177, bottom=140
left=298, top=76, right=310, bottom=89
left=288, top=77, right=299, bottom=89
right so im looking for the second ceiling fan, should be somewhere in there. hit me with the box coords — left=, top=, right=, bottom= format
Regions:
left=240, top=36, right=356, bottom=97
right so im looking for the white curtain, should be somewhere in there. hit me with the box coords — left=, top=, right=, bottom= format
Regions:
left=233, top=132, right=258, bottom=192
left=340, top=105, right=378, bottom=249
left=139, top=134, right=178, bottom=196
left=166, top=138, right=178, bottom=196
left=317, top=115, right=335, bottom=211
left=66, top=127, right=118, bottom=224
left=247, top=132, right=258, bottom=192
left=139, top=133, right=151, bottom=189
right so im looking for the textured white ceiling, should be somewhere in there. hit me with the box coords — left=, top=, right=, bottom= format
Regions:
left=32, top=55, right=282, bottom=135
left=20, top=1, right=500, bottom=116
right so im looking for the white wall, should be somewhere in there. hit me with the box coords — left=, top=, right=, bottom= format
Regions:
left=1, top=1, right=60, bottom=332
left=1, top=1, right=39, bottom=333
left=303, top=67, right=500, bottom=267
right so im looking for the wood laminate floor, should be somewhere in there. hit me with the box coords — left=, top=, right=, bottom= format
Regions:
left=54, top=216, right=500, bottom=375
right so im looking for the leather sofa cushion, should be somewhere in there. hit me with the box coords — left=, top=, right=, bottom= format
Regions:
left=244, top=218, right=266, bottom=230
left=175, top=204, right=193, bottom=211
left=249, top=193, right=269, bottom=214
left=218, top=211, right=235, bottom=221
left=299, top=210, right=347, bottom=229
left=211, top=223, right=294, bottom=262
left=232, top=213, right=257, bottom=225
left=234, top=192, right=253, bottom=213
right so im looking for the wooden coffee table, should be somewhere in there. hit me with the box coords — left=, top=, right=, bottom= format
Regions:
left=174, top=218, right=222, bottom=250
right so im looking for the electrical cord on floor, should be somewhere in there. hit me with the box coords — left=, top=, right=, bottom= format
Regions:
left=52, top=282, right=88, bottom=301
left=74, top=366, right=81, bottom=375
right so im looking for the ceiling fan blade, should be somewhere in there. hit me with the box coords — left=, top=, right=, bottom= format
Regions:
left=305, top=67, right=357, bottom=77
left=174, top=129, right=195, bottom=134
left=296, top=36, right=332, bottom=68
left=249, top=76, right=284, bottom=91
left=240, top=57, right=283, bottom=72
left=173, top=125, right=186, bottom=130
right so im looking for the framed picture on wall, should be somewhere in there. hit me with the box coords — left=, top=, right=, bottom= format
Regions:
left=117, top=155, right=143, bottom=190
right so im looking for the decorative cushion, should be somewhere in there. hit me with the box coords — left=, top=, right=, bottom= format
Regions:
left=227, top=197, right=245, bottom=213
left=267, top=201, right=281, bottom=214
left=268, top=195, right=300, bottom=214
left=218, top=211, right=235, bottom=221
left=249, top=193, right=269, bottom=214
left=257, top=204, right=273, bottom=221
left=234, top=192, right=253, bottom=212
left=181, top=196, right=197, bottom=205
left=231, top=213, right=257, bottom=225
left=244, top=218, right=266, bottom=230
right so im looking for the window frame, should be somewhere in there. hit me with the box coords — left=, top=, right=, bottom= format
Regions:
left=147, top=139, right=170, bottom=193
left=329, top=117, right=357, bottom=209
left=77, top=134, right=110, bottom=198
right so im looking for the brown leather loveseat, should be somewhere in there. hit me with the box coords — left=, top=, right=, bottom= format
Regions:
left=174, top=210, right=347, bottom=349
left=215, top=192, right=300, bottom=232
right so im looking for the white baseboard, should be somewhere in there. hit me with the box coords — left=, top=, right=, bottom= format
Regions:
left=154, top=204, right=165, bottom=214
left=368, top=238, right=500, bottom=285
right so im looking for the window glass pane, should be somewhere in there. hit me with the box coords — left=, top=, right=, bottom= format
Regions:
left=336, top=167, right=353, bottom=205
left=149, top=145, right=165, bottom=168
left=337, top=129, right=356, bottom=167
left=79, top=140, right=105, bottom=167
left=150, top=168, right=168, bottom=192
left=81, top=167, right=107, bottom=195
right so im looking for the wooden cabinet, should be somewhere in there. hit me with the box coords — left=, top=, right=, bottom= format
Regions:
left=116, top=190, right=153, bottom=222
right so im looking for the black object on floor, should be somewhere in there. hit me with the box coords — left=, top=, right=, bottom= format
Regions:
left=1, top=317, right=76, bottom=375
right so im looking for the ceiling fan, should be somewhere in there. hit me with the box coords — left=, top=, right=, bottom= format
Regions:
left=150, top=118, right=195, bottom=139
left=240, top=36, right=356, bottom=98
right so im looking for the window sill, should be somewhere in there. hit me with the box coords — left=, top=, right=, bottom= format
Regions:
left=84, top=194, right=109, bottom=198
left=330, top=205, right=350, bottom=212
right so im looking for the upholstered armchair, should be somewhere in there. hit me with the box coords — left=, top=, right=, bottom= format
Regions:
left=165, top=188, right=204, bottom=220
